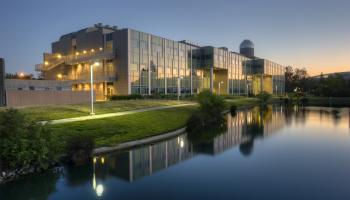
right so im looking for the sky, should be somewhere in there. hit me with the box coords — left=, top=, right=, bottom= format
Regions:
left=0, top=0, right=349, bottom=76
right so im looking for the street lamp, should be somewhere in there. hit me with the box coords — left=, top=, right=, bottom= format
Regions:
left=90, top=62, right=100, bottom=115
left=275, top=85, right=278, bottom=95
left=218, top=81, right=224, bottom=95
left=177, top=76, right=183, bottom=101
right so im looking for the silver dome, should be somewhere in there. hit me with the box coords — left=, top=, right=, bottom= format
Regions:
left=240, top=40, right=254, bottom=49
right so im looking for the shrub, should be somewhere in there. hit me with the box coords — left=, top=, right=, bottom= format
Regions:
left=300, top=97, right=309, bottom=105
left=109, top=94, right=143, bottom=100
left=186, top=90, right=226, bottom=132
left=230, top=105, right=237, bottom=116
left=197, top=90, right=225, bottom=118
left=256, top=91, right=272, bottom=105
left=0, top=109, right=58, bottom=171
left=65, top=136, right=95, bottom=165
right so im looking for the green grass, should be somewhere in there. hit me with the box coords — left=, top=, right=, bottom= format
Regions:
left=225, top=98, right=259, bottom=108
left=51, top=106, right=198, bottom=148
left=2, top=100, right=192, bottom=122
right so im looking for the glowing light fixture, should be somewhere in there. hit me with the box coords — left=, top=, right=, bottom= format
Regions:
left=83, top=50, right=87, bottom=54
left=57, top=74, right=62, bottom=79
left=101, top=157, right=105, bottom=164
left=57, top=54, right=62, bottom=59
left=96, top=184, right=104, bottom=197
left=91, top=49, right=95, bottom=52
left=44, top=61, right=49, bottom=66
left=76, top=52, right=80, bottom=56
left=19, top=72, right=25, bottom=78
left=99, top=47, right=103, bottom=51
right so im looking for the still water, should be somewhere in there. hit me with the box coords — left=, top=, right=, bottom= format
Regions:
left=1, top=105, right=350, bottom=200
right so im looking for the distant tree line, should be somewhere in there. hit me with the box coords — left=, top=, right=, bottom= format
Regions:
left=6, top=73, right=33, bottom=80
left=285, top=66, right=350, bottom=97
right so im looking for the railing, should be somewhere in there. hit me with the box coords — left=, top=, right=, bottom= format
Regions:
left=37, top=49, right=114, bottom=71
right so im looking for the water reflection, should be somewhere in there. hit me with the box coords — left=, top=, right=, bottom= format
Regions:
left=90, top=105, right=287, bottom=189
left=1, top=105, right=349, bottom=199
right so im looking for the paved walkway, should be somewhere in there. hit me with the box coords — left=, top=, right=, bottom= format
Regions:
left=40, top=103, right=196, bottom=125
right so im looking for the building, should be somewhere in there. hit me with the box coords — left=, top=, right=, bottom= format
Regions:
left=36, top=24, right=285, bottom=99
left=312, top=71, right=350, bottom=80
left=0, top=58, right=6, bottom=106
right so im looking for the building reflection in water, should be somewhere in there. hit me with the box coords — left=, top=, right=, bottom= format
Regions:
left=90, top=105, right=350, bottom=197
left=91, top=105, right=288, bottom=197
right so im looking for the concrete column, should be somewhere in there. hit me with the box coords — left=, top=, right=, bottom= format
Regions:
left=190, top=47, right=193, bottom=94
left=210, top=67, right=214, bottom=93
left=148, top=35, right=151, bottom=95
left=164, top=39, right=167, bottom=94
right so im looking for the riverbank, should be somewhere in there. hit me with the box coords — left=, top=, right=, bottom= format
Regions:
left=0, top=97, right=258, bottom=184
left=305, top=96, right=350, bottom=107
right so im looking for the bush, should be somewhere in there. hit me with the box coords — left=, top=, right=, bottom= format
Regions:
left=230, top=105, right=237, bottom=116
left=186, top=90, right=226, bottom=132
left=0, top=109, right=58, bottom=171
left=197, top=90, right=225, bottom=118
left=256, top=91, right=272, bottom=105
left=65, top=136, right=95, bottom=165
left=300, top=97, right=309, bottom=105
left=109, top=94, right=143, bottom=100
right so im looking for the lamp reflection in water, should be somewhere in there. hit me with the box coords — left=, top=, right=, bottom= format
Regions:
left=92, top=156, right=105, bottom=197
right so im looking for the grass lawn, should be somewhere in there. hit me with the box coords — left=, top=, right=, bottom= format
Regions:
left=51, top=105, right=198, bottom=148
left=1, top=100, right=192, bottom=122
left=225, top=98, right=259, bottom=108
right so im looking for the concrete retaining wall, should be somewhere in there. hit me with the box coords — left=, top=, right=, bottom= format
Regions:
left=6, top=90, right=92, bottom=107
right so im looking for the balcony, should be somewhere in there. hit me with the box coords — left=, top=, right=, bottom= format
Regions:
left=38, top=49, right=114, bottom=71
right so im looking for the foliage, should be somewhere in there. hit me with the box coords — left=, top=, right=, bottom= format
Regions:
left=187, top=90, right=226, bottom=132
left=285, top=66, right=309, bottom=93
left=312, top=74, right=350, bottom=97
left=230, top=105, right=237, bottom=116
left=256, top=91, right=272, bottom=105
left=197, top=90, right=225, bottom=118
left=65, top=136, right=95, bottom=165
left=109, top=94, right=143, bottom=100
left=109, top=93, right=197, bottom=101
left=285, top=66, right=350, bottom=97
left=5, top=73, right=33, bottom=80
left=0, top=109, right=58, bottom=171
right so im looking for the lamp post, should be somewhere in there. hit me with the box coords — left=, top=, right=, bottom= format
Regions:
left=177, top=76, right=183, bottom=101
left=218, top=81, right=224, bottom=95
left=90, top=62, right=100, bottom=115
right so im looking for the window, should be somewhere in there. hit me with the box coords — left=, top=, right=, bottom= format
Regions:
left=106, top=33, right=113, bottom=41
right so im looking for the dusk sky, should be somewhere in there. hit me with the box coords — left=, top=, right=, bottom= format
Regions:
left=0, top=0, right=349, bottom=76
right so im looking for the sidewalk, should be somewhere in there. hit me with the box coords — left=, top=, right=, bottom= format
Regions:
left=40, top=103, right=196, bottom=125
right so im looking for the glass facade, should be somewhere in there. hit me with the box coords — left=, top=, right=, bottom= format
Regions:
left=127, top=29, right=277, bottom=96
left=41, top=25, right=285, bottom=97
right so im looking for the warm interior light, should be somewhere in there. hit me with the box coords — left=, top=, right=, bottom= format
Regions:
left=93, top=62, right=100, bottom=67
left=19, top=72, right=25, bottom=78
left=57, top=54, right=62, bottom=59
left=99, top=47, right=103, bottom=51
left=91, top=49, right=95, bottom=52
left=101, top=157, right=105, bottom=164
left=76, top=52, right=80, bottom=56
left=44, top=61, right=49, bottom=66
left=57, top=74, right=62, bottom=79
left=83, top=50, right=87, bottom=54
